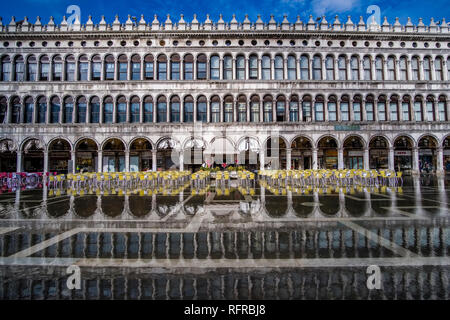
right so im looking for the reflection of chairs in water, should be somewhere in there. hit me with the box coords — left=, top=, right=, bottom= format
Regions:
left=237, top=170, right=255, bottom=187
left=215, top=171, right=230, bottom=187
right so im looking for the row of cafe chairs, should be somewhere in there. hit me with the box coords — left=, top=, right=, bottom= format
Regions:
left=48, top=171, right=191, bottom=190
left=258, top=169, right=403, bottom=187
left=190, top=171, right=211, bottom=188
left=215, top=171, right=230, bottom=187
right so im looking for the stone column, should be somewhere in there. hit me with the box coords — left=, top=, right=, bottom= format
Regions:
left=114, top=59, right=118, bottom=81
left=232, top=58, right=236, bottom=80
left=286, top=148, right=292, bottom=170
left=388, top=147, right=395, bottom=171
left=361, top=100, right=367, bottom=121
left=152, top=150, right=157, bottom=171
left=412, top=147, right=419, bottom=174
left=179, top=151, right=184, bottom=171
left=312, top=148, right=318, bottom=170
left=126, top=99, right=130, bottom=123
left=371, top=58, right=376, bottom=80
left=270, top=58, right=275, bottom=80
left=112, top=100, right=117, bottom=123
left=233, top=98, right=237, bottom=122
left=97, top=150, right=103, bottom=172
left=259, top=151, right=265, bottom=170
left=437, top=147, right=444, bottom=175
left=180, top=58, right=184, bottom=80
left=363, top=148, right=369, bottom=170
left=245, top=58, right=249, bottom=80
left=193, top=99, right=197, bottom=123
left=258, top=58, right=262, bottom=80
left=206, top=99, right=210, bottom=123
left=125, top=151, right=130, bottom=172
left=272, top=98, right=276, bottom=123
left=16, top=151, right=23, bottom=172
left=139, top=99, right=144, bottom=124
left=71, top=151, right=76, bottom=174
left=338, top=147, right=344, bottom=169
left=407, top=59, right=412, bottom=81
left=284, top=57, right=289, bottom=80
left=43, top=150, right=49, bottom=174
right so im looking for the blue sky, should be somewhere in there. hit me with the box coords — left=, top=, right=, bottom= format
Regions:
left=1, top=0, right=449, bottom=26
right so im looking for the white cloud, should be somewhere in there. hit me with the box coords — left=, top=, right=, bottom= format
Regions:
left=312, top=0, right=359, bottom=16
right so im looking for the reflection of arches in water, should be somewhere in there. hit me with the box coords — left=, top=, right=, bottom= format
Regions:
left=101, top=196, right=124, bottom=217
left=291, top=196, right=315, bottom=218
left=184, top=195, right=204, bottom=215
left=74, top=196, right=97, bottom=218
left=345, top=196, right=367, bottom=217
left=156, top=196, right=179, bottom=217
left=47, top=198, right=70, bottom=218
left=264, top=197, right=288, bottom=217
left=129, top=196, right=152, bottom=217
left=318, top=196, right=340, bottom=216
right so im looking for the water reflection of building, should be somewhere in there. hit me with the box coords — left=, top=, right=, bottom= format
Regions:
left=0, top=15, right=449, bottom=175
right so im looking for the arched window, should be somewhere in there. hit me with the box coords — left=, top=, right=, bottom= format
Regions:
left=302, top=95, right=312, bottom=122
left=184, top=54, right=194, bottom=80
left=390, top=95, right=399, bottom=121
left=116, top=96, right=127, bottom=123
left=423, top=57, right=431, bottom=80
left=399, top=56, right=407, bottom=80
left=434, top=57, right=443, bottom=81
left=63, top=96, right=73, bottom=123
left=353, top=95, right=362, bottom=121
left=411, top=56, right=419, bottom=80
left=37, top=96, right=47, bottom=123
left=438, top=96, right=447, bottom=121
left=0, top=97, right=6, bottom=122
left=328, top=96, right=337, bottom=121
left=210, top=55, right=220, bottom=80
left=210, top=96, right=220, bottom=123
left=237, top=95, right=247, bottom=122
left=312, top=55, right=322, bottom=80
left=131, top=54, right=141, bottom=80
left=402, top=96, right=411, bottom=121
left=144, top=54, right=154, bottom=80
left=78, top=55, right=88, bottom=81
left=250, top=95, right=260, bottom=122
left=197, top=54, right=207, bottom=80
left=249, top=55, right=258, bottom=79
left=289, top=95, right=299, bottom=122
left=1, top=56, right=11, bottom=81
left=170, top=54, right=180, bottom=80
left=340, top=95, right=350, bottom=121
left=157, top=55, right=167, bottom=80
left=118, top=54, right=128, bottom=80
left=130, top=96, right=140, bottom=123
left=183, top=96, right=193, bottom=123
left=274, top=55, right=284, bottom=80
left=157, top=96, right=167, bottom=122
left=366, top=95, right=374, bottom=121
left=350, top=56, right=359, bottom=80
left=315, top=95, right=324, bottom=121
left=50, top=96, right=60, bottom=123
left=103, top=96, right=113, bottom=123
left=375, top=56, right=383, bottom=80
left=276, top=96, right=286, bottom=122
left=363, top=56, right=371, bottom=80
left=143, top=96, right=153, bottom=122
left=52, top=55, right=62, bottom=81
left=90, top=55, right=101, bottom=81
left=300, top=55, right=309, bottom=80
left=263, top=95, right=273, bottom=122
left=262, top=55, right=271, bottom=80
left=24, top=96, right=34, bottom=123
left=76, top=96, right=87, bottom=123
left=338, top=55, right=346, bottom=80
left=27, top=55, right=37, bottom=81
left=14, top=55, right=24, bottom=81
left=426, top=96, right=435, bottom=121
left=414, top=96, right=424, bottom=121
left=39, top=55, right=49, bottom=81
left=104, top=55, right=115, bottom=80
left=325, top=55, right=334, bottom=80
left=236, top=55, right=245, bottom=80
left=377, top=95, right=387, bottom=121
left=11, top=96, right=21, bottom=123
left=90, top=96, right=100, bottom=123
left=224, top=96, right=233, bottom=122
left=387, top=56, right=395, bottom=80
left=197, top=96, right=207, bottom=122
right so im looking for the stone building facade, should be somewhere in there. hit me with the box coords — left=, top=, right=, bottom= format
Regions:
left=0, top=14, right=449, bottom=174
